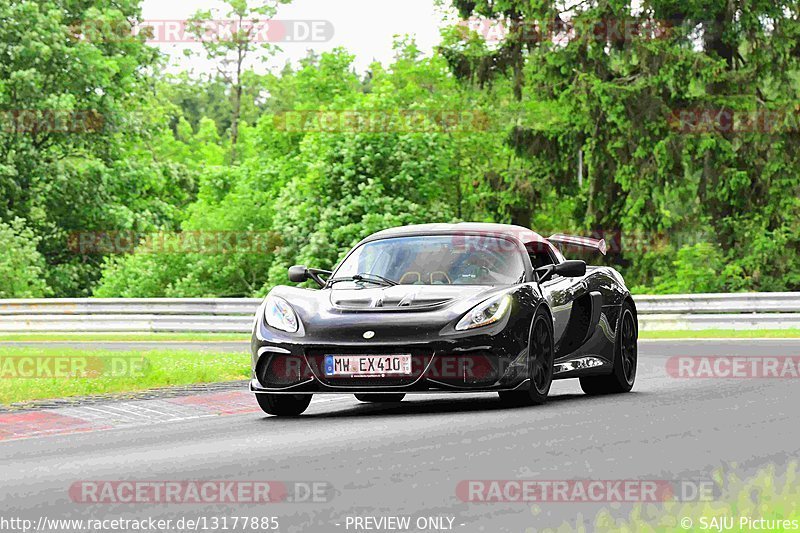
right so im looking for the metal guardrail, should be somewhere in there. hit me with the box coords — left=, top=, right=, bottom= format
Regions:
left=635, top=293, right=800, bottom=314
left=635, top=293, right=800, bottom=330
left=0, top=298, right=260, bottom=333
left=0, top=293, right=798, bottom=333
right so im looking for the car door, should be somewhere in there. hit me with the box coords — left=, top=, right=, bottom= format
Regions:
left=529, top=243, right=588, bottom=349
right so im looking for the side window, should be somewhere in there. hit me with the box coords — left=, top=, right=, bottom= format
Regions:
left=527, top=242, right=556, bottom=270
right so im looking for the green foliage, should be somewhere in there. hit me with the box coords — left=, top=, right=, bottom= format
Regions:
left=186, top=0, right=290, bottom=161
left=3, top=0, right=798, bottom=298
left=97, top=45, right=513, bottom=297
left=0, top=219, right=51, bottom=298
left=440, top=0, right=800, bottom=293
left=93, top=252, right=189, bottom=298
left=0, top=0, right=194, bottom=296
left=638, top=242, right=730, bottom=294
left=265, top=131, right=461, bottom=288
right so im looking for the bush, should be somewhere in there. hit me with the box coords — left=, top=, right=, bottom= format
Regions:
left=0, top=219, right=51, bottom=298
left=647, top=243, right=730, bottom=294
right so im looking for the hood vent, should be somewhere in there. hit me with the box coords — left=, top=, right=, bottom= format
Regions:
left=329, top=285, right=491, bottom=310
left=397, top=292, right=415, bottom=307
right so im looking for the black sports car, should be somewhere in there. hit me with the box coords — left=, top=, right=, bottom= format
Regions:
left=250, top=223, right=638, bottom=416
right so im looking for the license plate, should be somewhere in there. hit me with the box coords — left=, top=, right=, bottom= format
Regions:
left=324, top=354, right=412, bottom=377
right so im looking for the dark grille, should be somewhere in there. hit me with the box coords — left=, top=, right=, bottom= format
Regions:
left=306, top=348, right=433, bottom=387
left=257, top=354, right=313, bottom=387
left=426, top=352, right=500, bottom=386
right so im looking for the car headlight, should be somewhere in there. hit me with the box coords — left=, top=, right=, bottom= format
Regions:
left=264, top=295, right=299, bottom=333
left=455, top=294, right=512, bottom=331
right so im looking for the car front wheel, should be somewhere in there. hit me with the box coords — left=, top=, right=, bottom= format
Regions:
left=580, top=301, right=637, bottom=395
left=256, top=394, right=312, bottom=416
left=499, top=308, right=554, bottom=406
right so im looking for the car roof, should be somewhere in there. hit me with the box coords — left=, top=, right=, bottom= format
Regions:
left=360, top=223, right=548, bottom=246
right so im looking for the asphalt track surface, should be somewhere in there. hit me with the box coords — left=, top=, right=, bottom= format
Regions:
left=1, top=339, right=799, bottom=533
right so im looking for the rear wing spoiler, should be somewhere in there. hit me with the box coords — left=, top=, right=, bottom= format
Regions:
left=548, top=234, right=607, bottom=256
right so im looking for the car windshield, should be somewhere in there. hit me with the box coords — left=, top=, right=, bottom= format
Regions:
left=333, top=235, right=525, bottom=286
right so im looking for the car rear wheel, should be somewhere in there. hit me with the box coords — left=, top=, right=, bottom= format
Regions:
left=499, top=309, right=554, bottom=406
left=355, top=394, right=405, bottom=403
left=580, top=302, right=637, bottom=395
left=256, top=393, right=312, bottom=416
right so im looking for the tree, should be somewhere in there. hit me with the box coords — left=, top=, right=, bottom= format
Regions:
left=439, top=0, right=800, bottom=291
left=0, top=0, right=200, bottom=296
left=187, top=0, right=291, bottom=162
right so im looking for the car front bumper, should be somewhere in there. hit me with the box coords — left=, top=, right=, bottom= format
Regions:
left=250, top=335, right=531, bottom=395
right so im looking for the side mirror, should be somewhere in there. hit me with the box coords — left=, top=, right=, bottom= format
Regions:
left=288, top=265, right=309, bottom=283
left=554, top=260, right=587, bottom=278
left=535, top=260, right=586, bottom=283
left=287, top=265, right=332, bottom=288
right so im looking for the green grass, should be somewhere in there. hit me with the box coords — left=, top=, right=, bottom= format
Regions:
left=0, top=346, right=250, bottom=405
left=538, top=462, right=800, bottom=532
left=640, top=329, right=800, bottom=339
left=0, top=332, right=248, bottom=342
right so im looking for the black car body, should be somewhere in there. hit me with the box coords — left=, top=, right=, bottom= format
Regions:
left=250, top=223, right=638, bottom=415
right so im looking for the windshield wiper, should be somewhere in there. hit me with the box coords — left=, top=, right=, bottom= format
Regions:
left=327, top=273, right=399, bottom=287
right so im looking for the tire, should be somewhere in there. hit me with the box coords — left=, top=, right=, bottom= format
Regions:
left=499, top=308, right=554, bottom=406
left=256, top=394, right=312, bottom=416
left=355, top=394, right=405, bottom=403
left=580, top=301, right=637, bottom=395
